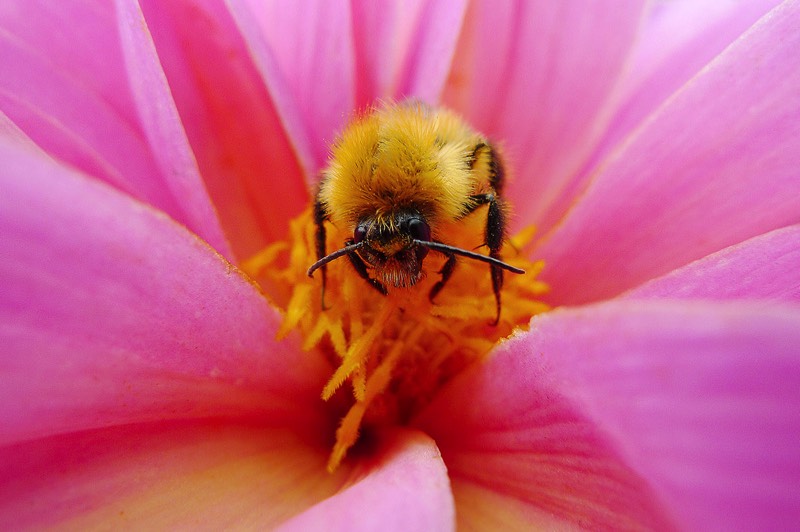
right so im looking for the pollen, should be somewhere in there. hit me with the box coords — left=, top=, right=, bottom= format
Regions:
left=242, top=208, right=548, bottom=472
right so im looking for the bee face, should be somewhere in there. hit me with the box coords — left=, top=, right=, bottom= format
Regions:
left=352, top=211, right=431, bottom=288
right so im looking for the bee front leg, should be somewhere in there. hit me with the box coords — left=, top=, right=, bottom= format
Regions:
left=486, top=196, right=506, bottom=325
left=468, top=191, right=507, bottom=325
left=313, top=197, right=330, bottom=309
left=469, top=143, right=508, bottom=324
left=429, top=251, right=456, bottom=302
left=346, top=245, right=388, bottom=296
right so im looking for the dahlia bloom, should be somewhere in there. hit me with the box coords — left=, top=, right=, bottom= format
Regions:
left=2, top=0, right=800, bottom=529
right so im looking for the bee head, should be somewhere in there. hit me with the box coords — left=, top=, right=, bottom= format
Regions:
left=307, top=209, right=523, bottom=290
left=354, top=210, right=431, bottom=287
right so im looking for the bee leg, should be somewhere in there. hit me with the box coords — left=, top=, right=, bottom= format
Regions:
left=428, top=251, right=456, bottom=302
left=467, top=194, right=507, bottom=324
left=486, top=197, right=506, bottom=325
left=464, top=192, right=507, bottom=324
left=313, top=197, right=330, bottom=309
left=470, top=143, right=507, bottom=324
left=470, top=142, right=505, bottom=195
left=346, top=244, right=388, bottom=296
left=461, top=194, right=507, bottom=324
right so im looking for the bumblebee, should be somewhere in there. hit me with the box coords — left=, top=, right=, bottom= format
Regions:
left=308, top=102, right=524, bottom=323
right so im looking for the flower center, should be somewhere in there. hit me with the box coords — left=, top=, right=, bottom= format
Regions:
left=243, top=207, right=548, bottom=471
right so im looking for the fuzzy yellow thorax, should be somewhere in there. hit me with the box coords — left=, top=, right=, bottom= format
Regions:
left=319, top=103, right=489, bottom=229
left=243, top=207, right=548, bottom=472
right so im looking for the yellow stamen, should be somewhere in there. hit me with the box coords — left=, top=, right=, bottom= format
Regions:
left=243, top=207, right=549, bottom=472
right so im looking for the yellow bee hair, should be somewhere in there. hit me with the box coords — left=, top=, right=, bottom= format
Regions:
left=318, top=101, right=492, bottom=231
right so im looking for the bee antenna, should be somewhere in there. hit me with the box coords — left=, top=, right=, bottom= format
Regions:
left=413, top=240, right=525, bottom=274
left=307, top=241, right=364, bottom=277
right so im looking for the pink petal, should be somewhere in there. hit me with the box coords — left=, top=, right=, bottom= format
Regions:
left=623, top=225, right=800, bottom=302
left=278, top=429, right=455, bottom=532
left=417, top=300, right=800, bottom=529
left=0, top=108, right=40, bottom=149
left=230, top=1, right=468, bottom=177
left=0, top=2, right=231, bottom=258
left=138, top=0, right=309, bottom=260
left=350, top=0, right=468, bottom=107
left=0, top=421, right=347, bottom=529
left=0, top=136, right=331, bottom=446
left=228, top=0, right=355, bottom=176
left=0, top=3, right=169, bottom=205
left=0, top=1, right=140, bottom=125
left=548, top=0, right=782, bottom=235
left=594, top=0, right=781, bottom=165
left=415, top=337, right=673, bottom=526
left=535, top=1, right=800, bottom=306
left=115, top=0, right=232, bottom=259
left=443, top=1, right=646, bottom=235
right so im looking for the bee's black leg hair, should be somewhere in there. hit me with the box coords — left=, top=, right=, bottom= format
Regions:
left=313, top=196, right=330, bottom=309
left=470, top=142, right=505, bottom=194
left=428, top=251, right=456, bottom=302
left=346, top=243, right=388, bottom=296
left=468, top=143, right=507, bottom=324
left=485, top=198, right=506, bottom=325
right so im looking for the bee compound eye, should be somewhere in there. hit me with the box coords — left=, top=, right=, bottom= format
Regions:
left=408, top=218, right=431, bottom=242
left=354, top=224, right=368, bottom=244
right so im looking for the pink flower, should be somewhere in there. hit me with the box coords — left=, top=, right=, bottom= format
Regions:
left=2, top=0, right=799, bottom=529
